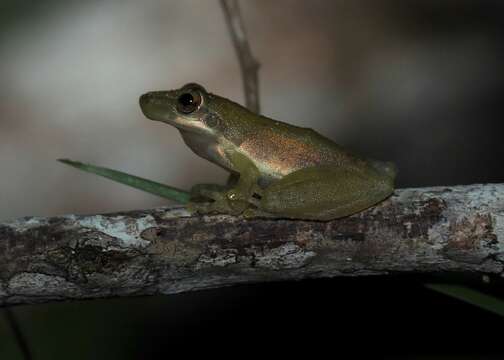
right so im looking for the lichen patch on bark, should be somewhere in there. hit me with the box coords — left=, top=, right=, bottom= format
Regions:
left=8, top=272, right=81, bottom=297
left=252, top=243, right=316, bottom=270
left=79, top=214, right=156, bottom=247
left=447, top=214, right=496, bottom=251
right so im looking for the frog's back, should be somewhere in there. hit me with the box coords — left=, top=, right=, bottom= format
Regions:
left=237, top=116, right=368, bottom=183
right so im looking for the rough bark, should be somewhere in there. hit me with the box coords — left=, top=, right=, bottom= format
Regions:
left=1, top=184, right=503, bottom=306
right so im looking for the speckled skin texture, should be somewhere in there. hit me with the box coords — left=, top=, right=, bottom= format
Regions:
left=140, top=83, right=396, bottom=220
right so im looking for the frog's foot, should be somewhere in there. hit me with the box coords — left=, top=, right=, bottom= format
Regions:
left=188, top=185, right=261, bottom=216
left=226, top=184, right=263, bottom=205
left=187, top=199, right=228, bottom=215
left=188, top=183, right=233, bottom=215
left=242, top=207, right=276, bottom=219
left=187, top=197, right=250, bottom=216
left=190, top=183, right=229, bottom=202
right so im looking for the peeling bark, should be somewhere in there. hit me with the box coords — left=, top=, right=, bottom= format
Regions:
left=1, top=184, right=503, bottom=306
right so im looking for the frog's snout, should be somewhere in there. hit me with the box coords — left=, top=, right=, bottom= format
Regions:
left=139, top=91, right=163, bottom=107
left=139, top=92, right=156, bottom=111
left=139, top=92, right=155, bottom=119
left=139, top=91, right=172, bottom=122
left=139, top=92, right=150, bottom=106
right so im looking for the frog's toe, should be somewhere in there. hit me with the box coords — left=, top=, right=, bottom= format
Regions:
left=187, top=198, right=248, bottom=216
left=187, top=200, right=229, bottom=215
left=242, top=208, right=257, bottom=218
left=190, top=184, right=227, bottom=202
left=201, top=190, right=226, bottom=201
left=242, top=207, right=275, bottom=219
left=187, top=201, right=215, bottom=215
left=187, top=203, right=203, bottom=215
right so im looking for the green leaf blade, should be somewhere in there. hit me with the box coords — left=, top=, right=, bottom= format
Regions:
left=425, top=283, right=504, bottom=317
left=58, top=159, right=191, bottom=204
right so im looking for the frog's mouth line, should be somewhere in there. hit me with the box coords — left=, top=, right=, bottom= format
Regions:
left=141, top=110, right=212, bottom=138
left=170, top=116, right=214, bottom=135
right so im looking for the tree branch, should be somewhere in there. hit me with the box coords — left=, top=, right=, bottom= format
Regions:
left=220, top=0, right=260, bottom=113
left=1, top=184, right=503, bottom=306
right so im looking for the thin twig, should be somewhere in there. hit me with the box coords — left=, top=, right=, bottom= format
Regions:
left=220, top=0, right=261, bottom=113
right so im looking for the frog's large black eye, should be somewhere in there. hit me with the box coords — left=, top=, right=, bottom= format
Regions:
left=177, top=90, right=202, bottom=114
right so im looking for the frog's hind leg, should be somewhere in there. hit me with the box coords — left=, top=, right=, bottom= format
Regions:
left=257, top=165, right=394, bottom=221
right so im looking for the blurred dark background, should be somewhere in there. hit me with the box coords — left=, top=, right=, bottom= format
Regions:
left=1, top=0, right=503, bottom=358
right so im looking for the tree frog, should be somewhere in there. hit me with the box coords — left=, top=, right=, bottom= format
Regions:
left=139, top=83, right=396, bottom=220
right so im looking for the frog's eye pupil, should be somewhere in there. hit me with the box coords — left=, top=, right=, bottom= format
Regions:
left=179, top=93, right=194, bottom=107
left=177, top=91, right=201, bottom=114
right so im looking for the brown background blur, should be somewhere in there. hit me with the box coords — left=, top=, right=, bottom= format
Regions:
left=2, top=0, right=503, bottom=221
left=1, top=1, right=504, bottom=359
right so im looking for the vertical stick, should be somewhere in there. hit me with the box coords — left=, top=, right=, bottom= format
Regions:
left=220, top=0, right=261, bottom=113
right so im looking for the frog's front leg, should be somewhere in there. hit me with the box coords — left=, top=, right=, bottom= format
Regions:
left=248, top=165, right=394, bottom=221
left=188, top=151, right=261, bottom=216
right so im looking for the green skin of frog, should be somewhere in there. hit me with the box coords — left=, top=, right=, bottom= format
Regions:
left=139, top=83, right=396, bottom=221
